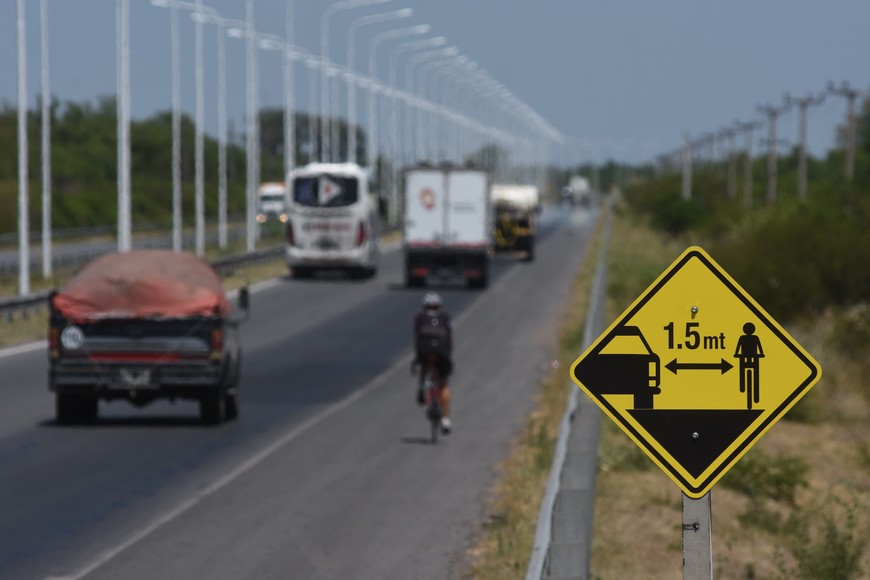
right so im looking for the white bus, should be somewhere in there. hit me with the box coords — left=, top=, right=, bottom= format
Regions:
left=284, top=163, right=380, bottom=279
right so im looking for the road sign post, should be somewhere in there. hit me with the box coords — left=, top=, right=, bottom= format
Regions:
left=571, top=246, right=821, bottom=575
left=682, top=492, right=712, bottom=580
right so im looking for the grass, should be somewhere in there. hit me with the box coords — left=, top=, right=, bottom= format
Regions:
left=465, top=207, right=606, bottom=578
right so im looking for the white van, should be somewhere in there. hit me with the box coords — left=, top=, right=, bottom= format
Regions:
left=284, top=163, right=380, bottom=279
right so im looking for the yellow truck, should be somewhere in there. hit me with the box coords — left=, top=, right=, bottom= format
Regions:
left=492, top=184, right=539, bottom=261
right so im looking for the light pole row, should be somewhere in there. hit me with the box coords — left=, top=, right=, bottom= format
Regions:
left=12, top=0, right=561, bottom=295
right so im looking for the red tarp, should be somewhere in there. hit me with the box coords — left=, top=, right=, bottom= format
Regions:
left=53, top=250, right=230, bottom=321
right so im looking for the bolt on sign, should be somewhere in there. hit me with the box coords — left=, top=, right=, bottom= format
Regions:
left=570, top=246, right=821, bottom=498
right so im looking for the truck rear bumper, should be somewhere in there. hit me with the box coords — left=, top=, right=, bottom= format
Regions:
left=51, top=362, right=225, bottom=394
left=285, top=245, right=375, bottom=268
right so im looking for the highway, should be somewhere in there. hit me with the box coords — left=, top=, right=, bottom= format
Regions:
left=0, top=205, right=596, bottom=580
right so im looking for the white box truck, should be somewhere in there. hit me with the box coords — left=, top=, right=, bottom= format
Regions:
left=403, top=164, right=492, bottom=289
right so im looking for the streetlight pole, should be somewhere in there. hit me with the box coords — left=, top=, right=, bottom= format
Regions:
left=285, top=0, right=295, bottom=179
left=16, top=0, right=29, bottom=295
left=386, top=35, right=445, bottom=220
left=170, top=2, right=182, bottom=251
left=194, top=0, right=205, bottom=256
left=245, top=0, right=257, bottom=252
left=154, top=0, right=234, bottom=250
left=405, top=46, right=459, bottom=164
left=827, top=81, right=862, bottom=182
left=366, top=24, right=430, bottom=170
left=346, top=7, right=412, bottom=164
left=320, top=0, right=390, bottom=162
left=40, top=0, right=52, bottom=279
left=116, top=0, right=132, bottom=252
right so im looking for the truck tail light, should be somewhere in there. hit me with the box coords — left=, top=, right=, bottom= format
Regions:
left=48, top=326, right=59, bottom=359
left=285, top=221, right=295, bottom=246
left=356, top=222, right=367, bottom=246
left=211, top=328, right=224, bottom=360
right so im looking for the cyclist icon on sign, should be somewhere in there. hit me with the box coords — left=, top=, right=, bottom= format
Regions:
left=734, top=322, right=764, bottom=410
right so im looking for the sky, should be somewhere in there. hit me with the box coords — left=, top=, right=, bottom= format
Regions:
left=1, top=0, right=868, bottom=166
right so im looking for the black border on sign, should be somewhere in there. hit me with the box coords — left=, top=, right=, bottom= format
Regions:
left=592, top=249, right=820, bottom=495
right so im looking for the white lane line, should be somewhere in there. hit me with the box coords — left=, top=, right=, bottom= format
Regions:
left=0, top=341, right=45, bottom=359
left=46, top=253, right=497, bottom=580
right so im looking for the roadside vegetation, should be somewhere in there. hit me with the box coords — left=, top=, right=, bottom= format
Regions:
left=470, top=95, right=870, bottom=579
left=589, top=115, right=870, bottom=576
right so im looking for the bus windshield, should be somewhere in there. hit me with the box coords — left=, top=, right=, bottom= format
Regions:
left=293, top=175, right=359, bottom=208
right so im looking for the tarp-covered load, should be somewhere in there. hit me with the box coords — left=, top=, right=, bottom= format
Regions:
left=53, top=250, right=230, bottom=321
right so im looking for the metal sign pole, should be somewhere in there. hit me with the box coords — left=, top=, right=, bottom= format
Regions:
left=682, top=491, right=712, bottom=580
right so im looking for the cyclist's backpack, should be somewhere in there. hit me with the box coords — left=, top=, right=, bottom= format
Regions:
left=416, top=311, right=450, bottom=357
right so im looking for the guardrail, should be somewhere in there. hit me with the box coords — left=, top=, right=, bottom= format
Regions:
left=0, top=244, right=285, bottom=325
left=526, top=203, right=611, bottom=580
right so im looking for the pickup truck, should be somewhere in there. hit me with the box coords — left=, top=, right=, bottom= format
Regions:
left=48, top=250, right=249, bottom=425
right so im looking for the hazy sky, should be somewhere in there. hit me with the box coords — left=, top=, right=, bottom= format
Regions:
left=1, top=0, right=868, bottom=165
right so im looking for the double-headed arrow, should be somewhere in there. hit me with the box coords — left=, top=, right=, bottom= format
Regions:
left=665, top=358, right=734, bottom=375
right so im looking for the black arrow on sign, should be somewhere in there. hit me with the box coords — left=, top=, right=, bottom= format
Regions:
left=665, top=358, right=734, bottom=375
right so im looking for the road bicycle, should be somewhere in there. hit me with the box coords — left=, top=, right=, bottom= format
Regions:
left=418, top=355, right=444, bottom=444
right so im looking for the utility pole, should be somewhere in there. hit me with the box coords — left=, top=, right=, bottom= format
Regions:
left=758, top=103, right=788, bottom=204
left=734, top=121, right=760, bottom=207
left=827, top=81, right=862, bottom=182
left=681, top=132, right=692, bottom=201
left=784, top=92, right=825, bottom=201
left=721, top=127, right=737, bottom=200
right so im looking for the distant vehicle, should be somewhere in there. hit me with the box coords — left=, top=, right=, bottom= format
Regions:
left=492, top=184, right=539, bottom=261
left=256, top=182, right=288, bottom=225
left=403, top=163, right=492, bottom=289
left=285, top=162, right=380, bottom=279
left=48, top=250, right=249, bottom=425
left=565, top=175, right=593, bottom=207
left=572, top=325, right=661, bottom=409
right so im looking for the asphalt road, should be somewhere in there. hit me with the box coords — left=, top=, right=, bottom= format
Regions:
left=0, top=205, right=597, bottom=580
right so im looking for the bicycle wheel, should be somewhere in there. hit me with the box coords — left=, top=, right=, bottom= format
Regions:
left=430, top=411, right=440, bottom=444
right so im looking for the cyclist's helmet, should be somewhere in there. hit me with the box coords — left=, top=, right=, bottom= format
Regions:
left=422, top=292, right=443, bottom=310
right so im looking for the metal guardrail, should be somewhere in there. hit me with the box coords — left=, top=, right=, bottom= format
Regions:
left=0, top=245, right=285, bottom=324
left=526, top=203, right=612, bottom=580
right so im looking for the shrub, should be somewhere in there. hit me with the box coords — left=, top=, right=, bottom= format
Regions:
left=720, top=449, right=809, bottom=505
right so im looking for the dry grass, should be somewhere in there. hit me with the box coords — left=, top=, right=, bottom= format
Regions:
left=464, top=210, right=606, bottom=579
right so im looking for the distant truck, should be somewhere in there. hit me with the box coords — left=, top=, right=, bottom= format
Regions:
left=492, top=184, right=539, bottom=261
left=256, top=182, right=288, bottom=225
left=563, top=175, right=592, bottom=207
left=48, top=250, right=249, bottom=425
left=403, top=163, right=492, bottom=289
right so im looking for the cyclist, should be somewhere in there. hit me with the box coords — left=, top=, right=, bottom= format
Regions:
left=413, top=292, right=453, bottom=434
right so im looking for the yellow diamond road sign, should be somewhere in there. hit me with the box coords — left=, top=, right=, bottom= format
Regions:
left=571, top=246, right=821, bottom=498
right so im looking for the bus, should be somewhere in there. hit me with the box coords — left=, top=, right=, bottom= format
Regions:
left=284, top=163, right=380, bottom=279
